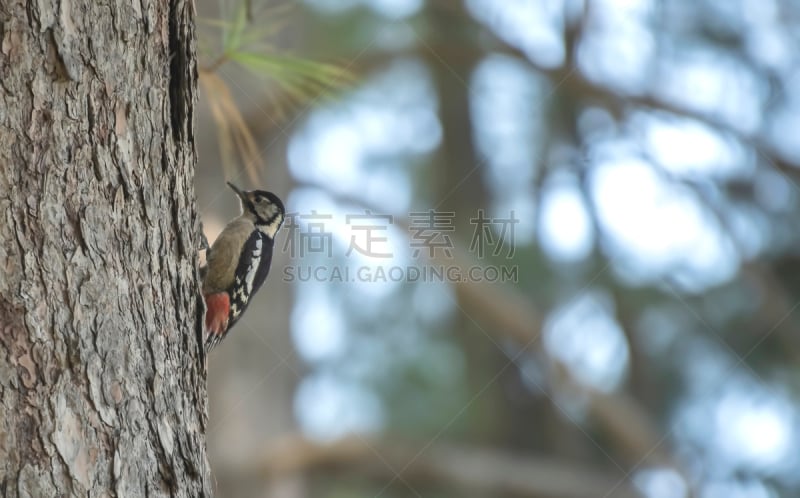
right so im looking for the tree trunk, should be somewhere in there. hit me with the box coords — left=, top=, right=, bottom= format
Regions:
left=0, top=0, right=211, bottom=496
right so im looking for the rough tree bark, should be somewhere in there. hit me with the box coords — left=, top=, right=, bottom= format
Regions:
left=0, top=0, right=211, bottom=496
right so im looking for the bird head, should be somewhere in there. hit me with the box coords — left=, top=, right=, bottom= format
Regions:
left=227, top=182, right=285, bottom=238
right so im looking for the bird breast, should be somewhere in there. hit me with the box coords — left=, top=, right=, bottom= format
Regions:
left=203, top=217, right=255, bottom=294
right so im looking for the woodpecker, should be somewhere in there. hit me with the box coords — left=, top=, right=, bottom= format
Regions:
left=202, top=182, right=285, bottom=353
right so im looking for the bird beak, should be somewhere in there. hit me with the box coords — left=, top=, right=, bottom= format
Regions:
left=226, top=182, right=248, bottom=202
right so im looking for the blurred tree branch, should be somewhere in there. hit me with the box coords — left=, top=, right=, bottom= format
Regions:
left=291, top=180, right=684, bottom=480
left=451, top=257, right=676, bottom=468
left=220, top=434, right=642, bottom=498
left=242, top=16, right=800, bottom=186
left=485, top=41, right=800, bottom=180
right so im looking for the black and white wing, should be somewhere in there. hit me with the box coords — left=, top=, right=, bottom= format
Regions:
left=226, top=231, right=274, bottom=329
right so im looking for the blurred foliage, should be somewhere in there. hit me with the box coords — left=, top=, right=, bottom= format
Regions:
left=198, top=0, right=355, bottom=183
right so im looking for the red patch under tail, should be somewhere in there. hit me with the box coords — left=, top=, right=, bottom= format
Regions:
left=204, top=292, right=230, bottom=352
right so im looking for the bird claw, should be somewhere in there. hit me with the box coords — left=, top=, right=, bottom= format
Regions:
left=199, top=230, right=210, bottom=252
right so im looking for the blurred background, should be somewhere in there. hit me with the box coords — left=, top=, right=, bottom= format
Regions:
left=194, top=1, right=800, bottom=497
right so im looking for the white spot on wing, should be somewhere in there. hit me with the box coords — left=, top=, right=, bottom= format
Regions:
left=229, top=236, right=264, bottom=321
left=244, top=237, right=262, bottom=297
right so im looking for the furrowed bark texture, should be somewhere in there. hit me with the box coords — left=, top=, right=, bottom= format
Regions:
left=0, top=0, right=211, bottom=496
